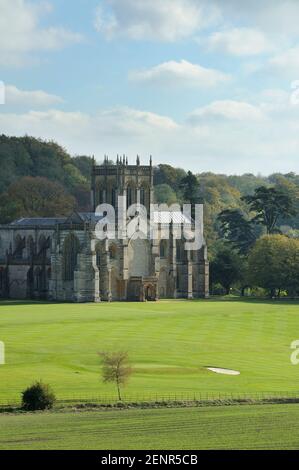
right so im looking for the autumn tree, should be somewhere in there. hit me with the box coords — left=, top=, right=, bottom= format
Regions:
left=0, top=176, right=75, bottom=222
left=99, top=351, right=132, bottom=401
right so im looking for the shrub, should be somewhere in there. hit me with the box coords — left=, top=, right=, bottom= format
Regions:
left=21, top=381, right=56, bottom=411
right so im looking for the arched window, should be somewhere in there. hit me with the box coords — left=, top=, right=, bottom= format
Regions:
left=140, top=188, right=145, bottom=206
left=176, top=240, right=184, bottom=262
left=27, top=236, right=35, bottom=258
left=14, top=235, right=25, bottom=260
left=34, top=267, right=41, bottom=291
left=62, top=234, right=80, bottom=281
left=127, top=187, right=132, bottom=207
left=160, top=240, right=168, bottom=259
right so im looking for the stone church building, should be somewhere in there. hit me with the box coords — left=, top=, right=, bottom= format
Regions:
left=0, top=158, right=209, bottom=302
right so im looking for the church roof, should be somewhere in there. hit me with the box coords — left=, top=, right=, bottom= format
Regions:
left=10, top=217, right=65, bottom=227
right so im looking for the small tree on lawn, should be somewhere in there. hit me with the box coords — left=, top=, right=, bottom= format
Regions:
left=99, top=351, right=132, bottom=401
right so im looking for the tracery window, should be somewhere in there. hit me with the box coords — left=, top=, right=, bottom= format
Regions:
left=63, top=234, right=80, bottom=281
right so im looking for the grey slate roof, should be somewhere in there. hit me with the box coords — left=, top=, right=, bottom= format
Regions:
left=10, top=217, right=66, bottom=227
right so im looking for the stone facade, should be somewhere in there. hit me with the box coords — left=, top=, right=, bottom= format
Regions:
left=0, top=158, right=209, bottom=302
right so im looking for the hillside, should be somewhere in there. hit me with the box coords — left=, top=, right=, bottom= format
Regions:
left=1, top=135, right=299, bottom=249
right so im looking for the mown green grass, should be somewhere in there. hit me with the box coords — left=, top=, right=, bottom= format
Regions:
left=0, top=299, right=299, bottom=402
left=1, top=404, right=299, bottom=450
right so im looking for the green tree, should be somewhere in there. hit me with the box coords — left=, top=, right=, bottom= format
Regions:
left=218, top=209, right=257, bottom=254
left=154, top=164, right=186, bottom=193
left=0, top=176, right=75, bottom=222
left=210, top=246, right=243, bottom=295
left=248, top=235, right=299, bottom=297
left=180, top=171, right=200, bottom=205
left=154, top=184, right=178, bottom=205
left=242, top=186, right=297, bottom=234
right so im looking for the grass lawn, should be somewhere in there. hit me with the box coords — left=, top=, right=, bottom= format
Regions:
left=1, top=403, right=299, bottom=450
left=0, top=299, right=299, bottom=403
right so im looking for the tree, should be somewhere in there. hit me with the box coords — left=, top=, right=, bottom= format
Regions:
left=154, top=164, right=186, bottom=193
left=0, top=176, right=75, bottom=222
left=99, top=351, right=132, bottom=401
left=180, top=171, right=200, bottom=205
left=242, top=186, right=297, bottom=234
left=210, top=246, right=244, bottom=295
left=22, top=381, right=56, bottom=411
left=218, top=209, right=257, bottom=254
left=248, top=235, right=299, bottom=297
left=154, top=184, right=178, bottom=205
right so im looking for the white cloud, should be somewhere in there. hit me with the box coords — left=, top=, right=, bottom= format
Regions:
left=1, top=99, right=299, bottom=174
left=188, top=100, right=264, bottom=123
left=268, top=46, right=299, bottom=76
left=5, top=85, right=63, bottom=107
left=129, top=60, right=230, bottom=88
left=0, top=107, right=178, bottom=156
left=206, top=28, right=273, bottom=56
left=210, top=0, right=299, bottom=36
left=0, top=0, right=83, bottom=66
left=94, top=0, right=219, bottom=41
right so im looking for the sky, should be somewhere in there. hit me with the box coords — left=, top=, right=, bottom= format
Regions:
left=1, top=0, right=299, bottom=175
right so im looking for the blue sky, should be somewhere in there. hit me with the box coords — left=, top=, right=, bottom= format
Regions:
left=1, top=0, right=299, bottom=174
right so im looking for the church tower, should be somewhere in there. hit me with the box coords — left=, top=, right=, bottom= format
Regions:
left=91, top=155, right=154, bottom=216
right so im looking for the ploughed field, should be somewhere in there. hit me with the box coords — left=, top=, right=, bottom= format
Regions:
left=1, top=404, right=299, bottom=450
left=0, top=299, right=299, bottom=403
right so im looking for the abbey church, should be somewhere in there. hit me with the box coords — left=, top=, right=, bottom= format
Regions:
left=0, top=158, right=209, bottom=302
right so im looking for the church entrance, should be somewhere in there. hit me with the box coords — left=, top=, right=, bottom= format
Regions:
left=143, top=283, right=156, bottom=301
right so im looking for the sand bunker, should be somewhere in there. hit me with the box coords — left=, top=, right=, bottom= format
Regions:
left=207, top=367, right=240, bottom=376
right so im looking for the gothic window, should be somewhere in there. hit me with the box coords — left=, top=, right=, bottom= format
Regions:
left=127, top=187, right=133, bottom=208
left=160, top=240, right=168, bottom=258
left=62, top=234, right=80, bottom=281
left=140, top=188, right=145, bottom=206
left=34, top=267, right=41, bottom=291
left=176, top=240, right=184, bottom=262
left=27, top=236, right=35, bottom=258
left=14, top=235, right=25, bottom=260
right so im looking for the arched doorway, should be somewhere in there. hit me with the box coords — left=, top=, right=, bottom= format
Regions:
left=144, top=283, right=156, bottom=301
